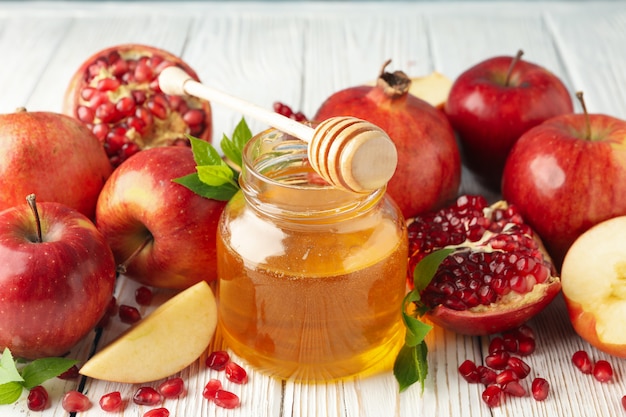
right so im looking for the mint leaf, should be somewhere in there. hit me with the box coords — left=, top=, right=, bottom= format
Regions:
left=0, top=348, right=23, bottom=385
left=174, top=173, right=239, bottom=201
left=189, top=135, right=224, bottom=166
left=221, top=118, right=252, bottom=168
left=21, top=357, right=77, bottom=389
left=197, top=165, right=238, bottom=188
left=0, top=382, right=23, bottom=405
left=393, top=341, right=428, bottom=393
left=414, top=248, right=455, bottom=292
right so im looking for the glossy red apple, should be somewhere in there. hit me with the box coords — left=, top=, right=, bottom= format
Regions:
left=0, top=195, right=116, bottom=359
left=0, top=109, right=112, bottom=219
left=502, top=92, right=626, bottom=269
left=445, top=50, right=573, bottom=191
left=314, top=61, right=461, bottom=219
left=95, top=146, right=227, bottom=289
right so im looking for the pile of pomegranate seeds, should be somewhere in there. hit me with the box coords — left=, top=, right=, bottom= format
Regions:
left=408, top=195, right=555, bottom=311
left=203, top=350, right=246, bottom=409
left=273, top=101, right=308, bottom=122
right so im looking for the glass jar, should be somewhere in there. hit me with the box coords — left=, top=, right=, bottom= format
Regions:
left=216, top=126, right=407, bottom=382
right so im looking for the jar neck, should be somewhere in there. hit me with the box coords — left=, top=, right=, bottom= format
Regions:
left=240, top=127, right=386, bottom=223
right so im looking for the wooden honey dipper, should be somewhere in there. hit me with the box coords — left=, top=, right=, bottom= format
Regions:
left=158, top=66, right=397, bottom=193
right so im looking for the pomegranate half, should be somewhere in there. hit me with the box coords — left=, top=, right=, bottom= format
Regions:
left=63, top=44, right=212, bottom=168
left=407, top=195, right=561, bottom=335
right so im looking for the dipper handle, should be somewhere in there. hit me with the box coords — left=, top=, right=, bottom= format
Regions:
left=159, top=66, right=397, bottom=192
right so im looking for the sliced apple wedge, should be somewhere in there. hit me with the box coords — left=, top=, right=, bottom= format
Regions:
left=80, top=281, right=218, bottom=383
left=366, top=71, right=452, bottom=109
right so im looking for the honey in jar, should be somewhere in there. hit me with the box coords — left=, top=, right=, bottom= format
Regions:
left=216, top=127, right=407, bottom=381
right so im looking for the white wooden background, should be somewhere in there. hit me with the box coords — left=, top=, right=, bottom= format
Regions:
left=1, top=1, right=626, bottom=416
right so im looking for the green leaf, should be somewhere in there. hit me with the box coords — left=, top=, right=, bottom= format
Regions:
left=221, top=117, right=252, bottom=168
left=393, top=341, right=429, bottom=393
left=197, top=165, right=238, bottom=188
left=173, top=173, right=239, bottom=201
left=401, top=292, right=432, bottom=347
left=189, top=135, right=224, bottom=166
left=20, top=357, right=78, bottom=390
left=0, top=348, right=23, bottom=385
left=413, top=248, right=455, bottom=292
left=0, top=382, right=23, bottom=405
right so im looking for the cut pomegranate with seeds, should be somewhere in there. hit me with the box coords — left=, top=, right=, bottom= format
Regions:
left=99, top=391, right=123, bottom=412
left=144, top=407, right=170, bottom=417
left=158, top=377, right=185, bottom=398
left=593, top=360, right=613, bottom=382
left=213, top=389, right=241, bottom=409
left=119, top=304, right=142, bottom=324
left=27, top=386, right=49, bottom=411
left=203, top=379, right=222, bottom=401
left=133, top=386, right=163, bottom=406
left=481, top=384, right=503, bottom=408
left=64, top=44, right=212, bottom=168
left=206, top=350, right=230, bottom=371
left=531, top=377, right=550, bottom=401
left=407, top=195, right=561, bottom=335
left=62, top=390, right=92, bottom=412
left=135, top=286, right=153, bottom=305
left=572, top=350, right=593, bottom=374
left=225, top=361, right=249, bottom=384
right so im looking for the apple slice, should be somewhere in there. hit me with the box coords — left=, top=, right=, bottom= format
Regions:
left=80, top=281, right=218, bottom=383
left=561, top=215, right=626, bottom=357
left=366, top=71, right=452, bottom=108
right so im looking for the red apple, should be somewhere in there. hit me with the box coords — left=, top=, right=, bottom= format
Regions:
left=445, top=50, right=573, bottom=191
left=0, top=195, right=116, bottom=359
left=0, top=109, right=112, bottom=219
left=95, top=146, right=227, bottom=289
left=561, top=216, right=626, bottom=357
left=501, top=92, right=626, bottom=269
left=314, top=61, right=461, bottom=219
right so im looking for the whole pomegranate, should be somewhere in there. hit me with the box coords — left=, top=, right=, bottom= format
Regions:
left=63, top=44, right=212, bottom=168
left=407, top=195, right=561, bottom=335
left=0, top=109, right=112, bottom=219
left=314, top=60, right=461, bottom=219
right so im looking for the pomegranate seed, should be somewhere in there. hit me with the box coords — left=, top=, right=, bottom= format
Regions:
left=488, top=337, right=505, bottom=354
left=27, top=386, right=49, bottom=411
left=135, top=286, right=153, bottom=305
left=572, top=350, right=593, bottom=374
left=144, top=407, right=170, bottom=417
left=517, top=336, right=536, bottom=356
left=57, top=364, right=80, bottom=380
left=593, top=360, right=613, bottom=382
left=119, top=304, right=142, bottom=324
left=92, top=123, right=109, bottom=141
left=477, top=366, right=497, bottom=385
left=516, top=324, right=536, bottom=339
left=622, top=395, right=626, bottom=411
left=135, top=61, right=154, bottom=82
left=96, top=101, right=119, bottom=123
left=502, top=380, right=527, bottom=397
left=507, top=356, right=531, bottom=379
left=106, top=296, right=118, bottom=316
left=147, top=100, right=168, bottom=119
left=206, top=350, right=230, bottom=371
left=213, top=390, right=240, bottom=409
left=202, top=379, right=222, bottom=400
left=502, top=332, right=519, bottom=353
left=99, top=391, right=123, bottom=412
left=77, top=105, right=95, bottom=123
left=116, top=96, right=136, bottom=116
left=225, top=361, right=248, bottom=384
left=133, top=386, right=162, bottom=406
left=158, top=377, right=185, bottom=398
left=485, top=351, right=510, bottom=370
left=481, top=385, right=503, bottom=408
left=81, top=86, right=96, bottom=100
left=133, top=90, right=147, bottom=105
left=458, top=359, right=479, bottom=383
left=97, top=77, right=121, bottom=91
left=183, top=108, right=205, bottom=126
left=62, top=390, right=92, bottom=412
left=532, top=377, right=550, bottom=401
left=495, top=369, right=519, bottom=385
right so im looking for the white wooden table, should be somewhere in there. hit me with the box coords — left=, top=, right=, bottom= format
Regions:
left=1, top=1, right=626, bottom=416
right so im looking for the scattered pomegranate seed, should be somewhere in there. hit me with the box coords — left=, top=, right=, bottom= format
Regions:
left=458, top=359, right=480, bottom=383
left=135, top=286, right=153, bottom=305
left=99, top=391, right=123, bottom=412
left=203, top=379, right=222, bottom=400
left=593, top=360, right=613, bottom=382
left=225, top=361, right=248, bottom=384
left=57, top=364, right=80, bottom=380
left=158, top=377, right=185, bottom=398
left=62, top=390, right=92, bottom=412
left=482, top=385, right=503, bottom=408
left=531, top=377, right=550, bottom=401
left=622, top=395, right=626, bottom=411
left=502, top=332, right=519, bottom=353
left=214, top=390, right=241, bottom=409
left=517, top=324, right=536, bottom=340
left=207, top=350, right=230, bottom=371
left=144, top=407, right=170, bottom=417
left=27, top=386, right=49, bottom=411
left=477, top=366, right=497, bottom=385
left=507, top=357, right=531, bottom=379
left=495, top=369, right=519, bottom=386
left=133, top=386, right=162, bottom=406
left=502, top=380, right=527, bottom=397
left=119, top=304, right=142, bottom=324
left=485, top=351, right=510, bottom=370
left=488, top=337, right=505, bottom=354
left=517, top=336, right=536, bottom=356
left=572, top=350, right=593, bottom=374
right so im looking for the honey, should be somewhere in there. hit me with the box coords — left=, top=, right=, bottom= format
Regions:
left=216, top=128, right=407, bottom=381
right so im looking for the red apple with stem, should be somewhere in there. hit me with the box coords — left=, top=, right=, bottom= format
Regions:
left=95, top=146, right=227, bottom=289
left=445, top=50, right=573, bottom=191
left=0, top=195, right=116, bottom=359
left=502, top=91, right=626, bottom=269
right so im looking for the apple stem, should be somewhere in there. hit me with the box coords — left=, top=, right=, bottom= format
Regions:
left=504, top=50, right=524, bottom=87
left=117, top=234, right=153, bottom=274
left=26, top=194, right=43, bottom=243
left=576, top=91, right=592, bottom=140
